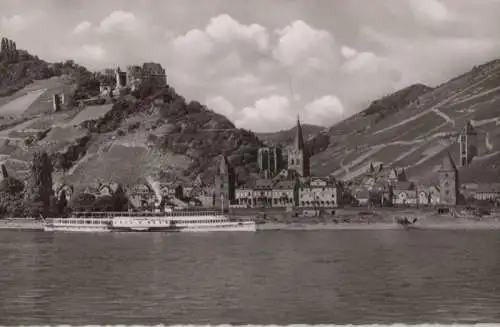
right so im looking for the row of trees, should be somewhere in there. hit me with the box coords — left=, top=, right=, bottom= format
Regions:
left=0, top=151, right=131, bottom=218
left=0, top=37, right=19, bottom=62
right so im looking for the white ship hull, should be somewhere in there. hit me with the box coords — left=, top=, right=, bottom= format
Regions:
left=112, top=214, right=257, bottom=232
left=43, top=211, right=257, bottom=233
left=43, top=217, right=113, bottom=233
left=43, top=225, right=112, bottom=232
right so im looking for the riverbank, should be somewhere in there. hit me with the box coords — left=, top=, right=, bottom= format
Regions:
left=257, top=215, right=500, bottom=231
left=2, top=212, right=500, bottom=232
left=0, top=219, right=43, bottom=231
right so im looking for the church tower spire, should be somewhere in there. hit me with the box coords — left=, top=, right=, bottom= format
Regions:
left=287, top=115, right=310, bottom=177
left=294, top=114, right=305, bottom=151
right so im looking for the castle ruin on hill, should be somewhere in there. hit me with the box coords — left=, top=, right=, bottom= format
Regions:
left=111, top=63, right=167, bottom=94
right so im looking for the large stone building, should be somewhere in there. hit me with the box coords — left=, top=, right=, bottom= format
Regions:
left=233, top=179, right=298, bottom=209
left=298, top=177, right=337, bottom=208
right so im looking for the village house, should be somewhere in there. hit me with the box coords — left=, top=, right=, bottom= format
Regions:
left=371, top=180, right=392, bottom=206
left=298, top=177, right=337, bottom=208
left=54, top=183, right=73, bottom=203
left=251, top=179, right=274, bottom=208
left=128, top=183, right=156, bottom=209
left=392, top=181, right=418, bottom=206
left=353, top=188, right=370, bottom=206
left=472, top=183, right=500, bottom=202
left=417, top=184, right=440, bottom=206
left=272, top=180, right=297, bottom=208
left=158, top=182, right=183, bottom=199
left=234, top=184, right=254, bottom=208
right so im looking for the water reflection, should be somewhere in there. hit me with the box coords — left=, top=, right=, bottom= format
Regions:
left=0, top=230, right=500, bottom=324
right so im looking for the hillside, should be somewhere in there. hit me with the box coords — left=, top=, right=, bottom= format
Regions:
left=257, top=124, right=325, bottom=146
left=309, top=58, right=500, bottom=184
left=0, top=40, right=263, bottom=191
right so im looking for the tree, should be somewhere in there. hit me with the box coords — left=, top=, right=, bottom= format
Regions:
left=0, top=177, right=24, bottom=196
left=57, top=190, right=69, bottom=216
left=112, top=184, right=129, bottom=211
left=0, top=176, right=27, bottom=218
left=92, top=195, right=115, bottom=212
left=70, top=193, right=96, bottom=212
left=24, top=151, right=54, bottom=217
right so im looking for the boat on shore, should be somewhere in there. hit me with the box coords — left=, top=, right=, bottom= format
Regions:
left=42, top=209, right=257, bottom=233
left=394, top=216, right=419, bottom=229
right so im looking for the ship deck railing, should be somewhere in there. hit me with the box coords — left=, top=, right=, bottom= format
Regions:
left=53, top=211, right=256, bottom=222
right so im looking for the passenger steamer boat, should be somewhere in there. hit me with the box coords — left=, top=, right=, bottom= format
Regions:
left=43, top=209, right=257, bottom=233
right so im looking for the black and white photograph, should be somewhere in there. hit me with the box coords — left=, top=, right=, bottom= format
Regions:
left=1, top=0, right=500, bottom=325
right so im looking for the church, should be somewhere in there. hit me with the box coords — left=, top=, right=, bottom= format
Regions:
left=225, top=116, right=338, bottom=209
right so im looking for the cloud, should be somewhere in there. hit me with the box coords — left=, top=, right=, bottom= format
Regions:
left=221, top=73, right=278, bottom=96
left=3, top=1, right=500, bottom=134
left=272, top=20, right=338, bottom=72
left=81, top=44, right=106, bottom=61
left=98, top=10, right=141, bottom=34
left=205, top=96, right=236, bottom=118
left=304, top=95, right=345, bottom=126
left=409, top=0, right=451, bottom=24
left=235, top=95, right=293, bottom=132
left=73, top=21, right=92, bottom=34
left=1, top=15, right=28, bottom=31
left=205, top=14, right=269, bottom=51
left=341, top=48, right=382, bottom=74
left=341, top=46, right=358, bottom=60
left=171, top=29, right=214, bottom=59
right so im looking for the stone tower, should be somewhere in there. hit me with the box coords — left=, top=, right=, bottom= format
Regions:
left=458, top=121, right=477, bottom=167
left=214, top=155, right=235, bottom=211
left=115, top=66, right=127, bottom=89
left=257, top=146, right=283, bottom=179
left=438, top=151, right=459, bottom=206
left=52, top=94, right=62, bottom=112
left=287, top=116, right=310, bottom=177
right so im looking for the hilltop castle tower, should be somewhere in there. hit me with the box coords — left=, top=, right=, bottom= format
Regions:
left=287, top=116, right=310, bottom=177
left=438, top=151, right=459, bottom=206
left=458, top=121, right=478, bottom=168
left=115, top=66, right=127, bottom=89
left=214, top=155, right=235, bottom=211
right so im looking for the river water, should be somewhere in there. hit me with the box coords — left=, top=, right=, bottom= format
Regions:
left=1, top=230, right=500, bottom=325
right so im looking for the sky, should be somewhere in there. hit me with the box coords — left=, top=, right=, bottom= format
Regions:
left=1, top=0, right=500, bottom=133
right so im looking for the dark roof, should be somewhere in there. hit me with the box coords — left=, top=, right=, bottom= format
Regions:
left=254, top=179, right=273, bottom=189
left=293, top=116, right=305, bottom=151
left=394, top=181, right=415, bottom=191
left=274, top=180, right=296, bottom=189
left=438, top=151, right=458, bottom=172
left=476, top=183, right=500, bottom=193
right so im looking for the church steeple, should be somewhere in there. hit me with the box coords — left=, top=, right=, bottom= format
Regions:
left=288, top=115, right=310, bottom=177
left=294, top=114, right=305, bottom=151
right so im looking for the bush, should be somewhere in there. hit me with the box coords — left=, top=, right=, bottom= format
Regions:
left=0, top=177, right=24, bottom=195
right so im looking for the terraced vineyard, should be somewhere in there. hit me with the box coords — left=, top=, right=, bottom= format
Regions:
left=309, top=58, right=500, bottom=183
